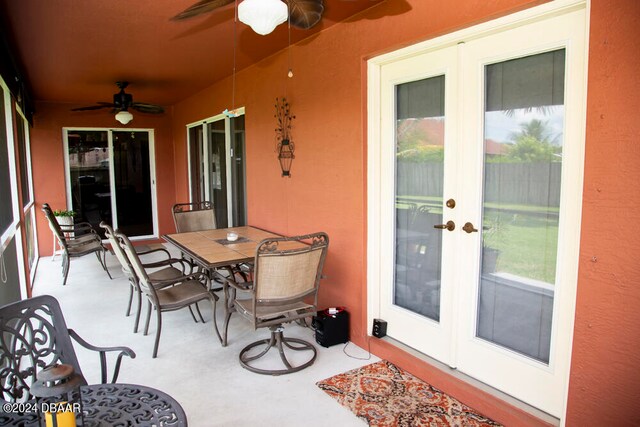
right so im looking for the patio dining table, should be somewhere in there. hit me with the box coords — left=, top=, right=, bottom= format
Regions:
left=163, top=226, right=306, bottom=346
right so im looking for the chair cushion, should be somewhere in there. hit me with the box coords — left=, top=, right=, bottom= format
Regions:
left=156, top=280, right=212, bottom=309
left=66, top=240, right=103, bottom=255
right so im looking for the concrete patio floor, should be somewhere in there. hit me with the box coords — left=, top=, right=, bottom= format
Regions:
left=32, top=247, right=377, bottom=426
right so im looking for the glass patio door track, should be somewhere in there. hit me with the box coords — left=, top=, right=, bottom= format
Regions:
left=370, top=3, right=587, bottom=418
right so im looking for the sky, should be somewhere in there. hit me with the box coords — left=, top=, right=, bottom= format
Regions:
left=485, top=106, right=565, bottom=145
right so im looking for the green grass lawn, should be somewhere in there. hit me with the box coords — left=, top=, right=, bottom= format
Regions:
left=483, top=211, right=558, bottom=284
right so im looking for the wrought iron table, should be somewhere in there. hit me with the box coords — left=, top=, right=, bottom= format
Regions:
left=0, top=383, right=187, bottom=426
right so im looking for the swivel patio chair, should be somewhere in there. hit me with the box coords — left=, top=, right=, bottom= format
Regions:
left=0, top=295, right=135, bottom=406
left=116, top=230, right=221, bottom=358
left=222, top=232, right=329, bottom=375
left=100, top=222, right=198, bottom=333
left=42, top=203, right=112, bottom=286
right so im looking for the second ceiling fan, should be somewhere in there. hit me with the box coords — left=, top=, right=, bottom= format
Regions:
left=172, top=0, right=326, bottom=34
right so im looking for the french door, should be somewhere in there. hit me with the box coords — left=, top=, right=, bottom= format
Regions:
left=187, top=111, right=246, bottom=228
left=369, top=3, right=587, bottom=418
left=63, top=128, right=157, bottom=239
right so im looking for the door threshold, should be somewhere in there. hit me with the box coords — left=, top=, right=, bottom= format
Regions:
left=381, top=336, right=560, bottom=426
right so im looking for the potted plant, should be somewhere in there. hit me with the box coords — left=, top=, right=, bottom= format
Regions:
left=482, top=215, right=506, bottom=273
left=53, top=209, right=75, bottom=228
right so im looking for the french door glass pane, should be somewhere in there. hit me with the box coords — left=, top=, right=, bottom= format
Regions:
left=209, top=120, right=228, bottom=228
left=477, top=50, right=565, bottom=363
left=68, top=131, right=110, bottom=235
left=113, top=131, right=153, bottom=236
left=394, top=75, right=445, bottom=321
left=189, top=126, right=205, bottom=203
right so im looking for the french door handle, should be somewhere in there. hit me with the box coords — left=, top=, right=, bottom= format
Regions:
left=434, top=221, right=455, bottom=231
left=462, top=222, right=478, bottom=233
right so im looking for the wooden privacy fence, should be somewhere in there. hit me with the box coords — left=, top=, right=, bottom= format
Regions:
left=397, top=161, right=562, bottom=207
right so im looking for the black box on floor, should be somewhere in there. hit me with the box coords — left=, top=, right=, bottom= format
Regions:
left=313, top=308, right=349, bottom=347
left=372, top=318, right=387, bottom=338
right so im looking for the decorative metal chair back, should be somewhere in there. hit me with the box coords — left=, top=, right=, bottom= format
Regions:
left=172, top=201, right=216, bottom=233
left=0, top=295, right=87, bottom=402
left=250, top=232, right=329, bottom=328
left=42, top=203, right=69, bottom=250
left=115, top=231, right=159, bottom=305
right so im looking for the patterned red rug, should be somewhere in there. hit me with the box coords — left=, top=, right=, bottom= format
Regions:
left=317, top=360, right=502, bottom=427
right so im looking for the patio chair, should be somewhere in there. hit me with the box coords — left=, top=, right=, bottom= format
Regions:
left=100, top=222, right=198, bottom=334
left=0, top=294, right=135, bottom=404
left=172, top=201, right=216, bottom=232
left=42, top=203, right=112, bottom=286
left=116, top=230, right=221, bottom=358
left=172, top=201, right=249, bottom=286
left=222, top=232, right=329, bottom=375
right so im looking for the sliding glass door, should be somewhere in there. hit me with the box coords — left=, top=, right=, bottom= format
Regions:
left=187, top=111, right=246, bottom=228
left=64, top=128, right=157, bottom=239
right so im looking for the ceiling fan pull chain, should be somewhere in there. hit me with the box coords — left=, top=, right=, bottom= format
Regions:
left=287, top=3, right=293, bottom=81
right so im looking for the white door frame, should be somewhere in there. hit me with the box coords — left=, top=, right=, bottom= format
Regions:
left=367, top=0, right=589, bottom=420
left=62, top=127, right=159, bottom=240
left=186, top=107, right=245, bottom=226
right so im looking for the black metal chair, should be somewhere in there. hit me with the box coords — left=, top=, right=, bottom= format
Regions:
left=221, top=232, right=329, bottom=375
left=42, top=203, right=112, bottom=286
left=0, top=295, right=135, bottom=405
left=116, top=230, right=221, bottom=358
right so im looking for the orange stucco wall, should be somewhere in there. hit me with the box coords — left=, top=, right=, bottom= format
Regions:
left=171, top=1, right=554, bottom=426
left=566, top=0, right=640, bottom=425
left=27, top=0, right=640, bottom=425
left=31, top=102, right=176, bottom=255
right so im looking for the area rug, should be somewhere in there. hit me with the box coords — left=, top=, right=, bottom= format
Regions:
left=317, top=360, right=502, bottom=427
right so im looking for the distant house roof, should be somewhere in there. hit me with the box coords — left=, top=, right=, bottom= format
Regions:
left=397, top=118, right=509, bottom=155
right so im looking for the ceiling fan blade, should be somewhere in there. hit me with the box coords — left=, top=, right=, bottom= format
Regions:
left=131, top=103, right=165, bottom=114
left=171, top=0, right=235, bottom=20
left=287, top=0, right=324, bottom=30
left=71, top=103, right=115, bottom=111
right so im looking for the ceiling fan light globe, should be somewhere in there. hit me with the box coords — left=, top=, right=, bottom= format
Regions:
left=238, top=0, right=288, bottom=35
left=115, top=110, right=133, bottom=125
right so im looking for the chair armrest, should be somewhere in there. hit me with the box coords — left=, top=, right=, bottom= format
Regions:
left=68, top=329, right=136, bottom=384
left=66, top=234, right=102, bottom=247
left=142, top=257, right=187, bottom=273
left=137, top=247, right=171, bottom=259
left=218, top=269, right=253, bottom=292
left=60, top=222, right=98, bottom=234
left=151, top=271, right=209, bottom=288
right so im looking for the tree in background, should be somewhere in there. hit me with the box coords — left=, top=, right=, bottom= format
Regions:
left=504, top=119, right=561, bottom=162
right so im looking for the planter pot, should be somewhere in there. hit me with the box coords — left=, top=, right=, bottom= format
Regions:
left=482, top=247, right=501, bottom=273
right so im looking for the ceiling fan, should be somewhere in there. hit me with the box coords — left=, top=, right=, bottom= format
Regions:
left=171, top=0, right=325, bottom=32
left=71, top=82, right=165, bottom=124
